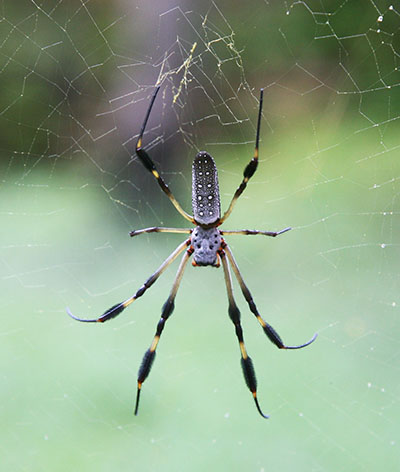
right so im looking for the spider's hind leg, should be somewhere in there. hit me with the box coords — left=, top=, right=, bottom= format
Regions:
left=135, top=86, right=195, bottom=224
left=219, top=89, right=264, bottom=224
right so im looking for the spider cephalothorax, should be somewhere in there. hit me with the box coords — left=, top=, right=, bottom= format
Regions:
left=67, top=86, right=317, bottom=418
left=191, top=226, right=221, bottom=267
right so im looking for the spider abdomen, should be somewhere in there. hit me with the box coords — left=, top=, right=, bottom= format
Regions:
left=192, top=152, right=221, bottom=225
left=191, top=226, right=221, bottom=267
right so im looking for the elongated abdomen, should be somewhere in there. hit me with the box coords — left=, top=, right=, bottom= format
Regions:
left=192, top=151, right=221, bottom=225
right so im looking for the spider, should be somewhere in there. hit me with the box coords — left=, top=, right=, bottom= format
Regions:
left=67, top=86, right=317, bottom=419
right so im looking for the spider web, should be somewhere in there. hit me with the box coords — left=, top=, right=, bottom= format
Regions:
left=1, top=1, right=400, bottom=471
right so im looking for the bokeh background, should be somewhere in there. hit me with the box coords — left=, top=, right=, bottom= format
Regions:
left=1, top=1, right=400, bottom=471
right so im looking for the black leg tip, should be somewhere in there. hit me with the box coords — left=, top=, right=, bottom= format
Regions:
left=253, top=394, right=269, bottom=419
left=284, top=332, right=318, bottom=350
left=134, top=384, right=142, bottom=416
left=66, top=307, right=98, bottom=323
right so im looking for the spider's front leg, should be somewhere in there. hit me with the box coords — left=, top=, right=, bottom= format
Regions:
left=134, top=245, right=193, bottom=415
left=223, top=243, right=317, bottom=349
left=66, top=239, right=190, bottom=323
left=219, top=248, right=269, bottom=419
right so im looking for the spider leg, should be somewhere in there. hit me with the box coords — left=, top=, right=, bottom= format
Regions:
left=223, top=243, right=317, bottom=349
left=134, top=246, right=193, bottom=415
left=220, top=249, right=269, bottom=419
left=129, top=227, right=192, bottom=237
left=66, top=239, right=191, bottom=323
left=220, top=227, right=291, bottom=238
left=136, top=86, right=195, bottom=224
left=219, top=89, right=264, bottom=224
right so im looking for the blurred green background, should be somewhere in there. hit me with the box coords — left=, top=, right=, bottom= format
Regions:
left=1, top=1, right=400, bottom=471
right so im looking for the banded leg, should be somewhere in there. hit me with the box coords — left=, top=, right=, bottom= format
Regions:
left=220, top=249, right=268, bottom=419
left=135, top=246, right=193, bottom=415
left=130, top=227, right=192, bottom=238
left=223, top=243, right=317, bottom=349
left=219, top=89, right=264, bottom=224
left=136, top=86, right=195, bottom=224
left=220, top=227, right=291, bottom=237
left=66, top=239, right=190, bottom=323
